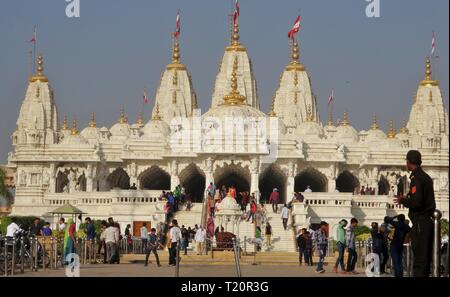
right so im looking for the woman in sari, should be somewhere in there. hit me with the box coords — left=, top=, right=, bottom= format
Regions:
left=63, top=218, right=76, bottom=264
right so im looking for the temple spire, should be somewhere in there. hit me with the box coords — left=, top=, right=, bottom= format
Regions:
left=167, top=35, right=186, bottom=70
left=387, top=120, right=396, bottom=139
left=62, top=114, right=69, bottom=130
left=152, top=103, right=162, bottom=120
left=420, top=56, right=438, bottom=86
left=371, top=114, right=379, bottom=130
left=71, top=116, right=78, bottom=135
left=88, top=112, right=96, bottom=128
left=285, top=38, right=304, bottom=71
left=137, top=111, right=144, bottom=125
left=400, top=119, right=409, bottom=134
left=29, top=52, right=48, bottom=82
left=326, top=111, right=334, bottom=126
left=118, top=107, right=127, bottom=124
left=340, top=111, right=350, bottom=126
left=268, top=95, right=276, bottom=117
left=221, top=56, right=246, bottom=105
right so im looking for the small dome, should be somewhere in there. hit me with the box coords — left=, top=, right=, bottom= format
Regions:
left=109, top=122, right=130, bottom=140
left=60, top=134, right=89, bottom=146
left=80, top=126, right=100, bottom=140
left=296, top=121, right=324, bottom=139
left=335, top=124, right=359, bottom=143
left=142, top=119, right=171, bottom=139
left=216, top=195, right=241, bottom=215
left=366, top=128, right=387, bottom=142
left=203, top=104, right=266, bottom=120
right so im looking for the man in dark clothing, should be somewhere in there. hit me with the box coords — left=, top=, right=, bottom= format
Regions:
left=396, top=150, right=436, bottom=277
left=297, top=228, right=307, bottom=265
left=370, top=222, right=383, bottom=274
left=30, top=218, right=41, bottom=236
left=384, top=214, right=411, bottom=277
left=379, top=224, right=389, bottom=274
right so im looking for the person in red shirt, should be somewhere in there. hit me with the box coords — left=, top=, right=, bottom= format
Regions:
left=247, top=200, right=257, bottom=223
left=269, top=188, right=280, bottom=213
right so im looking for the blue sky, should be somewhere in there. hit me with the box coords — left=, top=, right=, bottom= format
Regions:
left=0, top=0, right=448, bottom=162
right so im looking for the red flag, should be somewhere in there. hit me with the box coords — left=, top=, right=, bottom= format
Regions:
left=143, top=91, right=149, bottom=105
left=328, top=90, right=334, bottom=105
left=174, top=10, right=181, bottom=39
left=288, top=16, right=301, bottom=39
left=234, top=0, right=240, bottom=25
left=30, top=26, right=37, bottom=43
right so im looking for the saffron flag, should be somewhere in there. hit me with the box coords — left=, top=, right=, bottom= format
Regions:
left=30, top=26, right=37, bottom=43
left=431, top=31, right=436, bottom=57
left=328, top=90, right=334, bottom=105
left=174, top=10, right=181, bottom=38
left=143, top=91, right=149, bottom=105
left=288, top=16, right=301, bottom=39
left=234, top=0, right=240, bottom=25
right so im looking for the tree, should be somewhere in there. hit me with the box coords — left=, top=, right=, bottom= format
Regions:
left=0, top=168, right=7, bottom=197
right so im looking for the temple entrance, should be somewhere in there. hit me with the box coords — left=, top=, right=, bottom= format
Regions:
left=336, top=171, right=359, bottom=193
left=139, top=166, right=170, bottom=190
left=214, top=164, right=250, bottom=201
left=107, top=168, right=130, bottom=190
left=179, top=164, right=206, bottom=203
left=294, top=167, right=327, bottom=192
left=56, top=171, right=69, bottom=193
left=378, top=175, right=390, bottom=195
left=259, top=163, right=287, bottom=204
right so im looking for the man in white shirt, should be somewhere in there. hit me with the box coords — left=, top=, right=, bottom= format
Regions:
left=104, top=224, right=119, bottom=264
left=195, top=226, right=207, bottom=255
left=58, top=218, right=66, bottom=232
left=169, top=219, right=182, bottom=266
left=6, top=218, right=21, bottom=237
left=281, top=204, right=290, bottom=230
left=140, top=223, right=148, bottom=254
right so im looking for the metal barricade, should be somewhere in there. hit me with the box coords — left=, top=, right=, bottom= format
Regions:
left=232, top=237, right=242, bottom=277
left=175, top=239, right=180, bottom=277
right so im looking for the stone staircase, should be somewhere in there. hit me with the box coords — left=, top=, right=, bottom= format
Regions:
left=232, top=204, right=297, bottom=252
left=172, top=203, right=297, bottom=252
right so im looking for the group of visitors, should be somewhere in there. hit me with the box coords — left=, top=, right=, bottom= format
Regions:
left=358, top=185, right=376, bottom=195
left=332, top=218, right=359, bottom=274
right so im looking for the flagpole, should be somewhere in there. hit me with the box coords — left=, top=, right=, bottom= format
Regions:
left=28, top=50, right=33, bottom=77
left=33, top=26, right=37, bottom=74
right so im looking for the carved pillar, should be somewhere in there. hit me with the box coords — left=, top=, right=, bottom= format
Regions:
left=170, top=160, right=180, bottom=191
left=286, top=161, right=296, bottom=199
left=128, top=162, right=138, bottom=189
left=371, top=167, right=379, bottom=194
left=328, top=164, right=336, bottom=193
left=49, top=164, right=56, bottom=193
left=250, top=158, right=260, bottom=203
left=204, top=158, right=214, bottom=197
left=86, top=164, right=94, bottom=192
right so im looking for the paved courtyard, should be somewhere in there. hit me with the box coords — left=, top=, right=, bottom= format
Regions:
left=12, top=263, right=372, bottom=277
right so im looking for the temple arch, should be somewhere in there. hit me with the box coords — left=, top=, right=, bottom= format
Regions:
left=378, top=175, right=390, bottom=195
left=214, top=163, right=251, bottom=199
left=259, top=163, right=287, bottom=203
left=77, top=173, right=87, bottom=192
left=294, top=167, right=327, bottom=192
left=179, top=163, right=206, bottom=203
left=336, top=170, right=359, bottom=193
left=107, top=168, right=130, bottom=190
left=56, top=170, right=69, bottom=193
left=139, top=166, right=170, bottom=190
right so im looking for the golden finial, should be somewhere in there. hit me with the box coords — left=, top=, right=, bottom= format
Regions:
left=71, top=117, right=78, bottom=135
left=137, top=112, right=144, bottom=125
left=420, top=56, right=438, bottom=86
left=172, top=91, right=177, bottom=104
left=429, top=90, right=433, bottom=102
left=62, top=114, right=69, bottom=130
left=152, top=103, right=162, bottom=120
left=167, top=35, right=186, bottom=70
left=371, top=114, right=379, bottom=130
left=268, top=95, right=276, bottom=117
left=293, top=72, right=298, bottom=86
left=89, top=112, right=96, bottom=128
left=340, top=111, right=350, bottom=126
left=226, top=22, right=246, bottom=52
left=118, top=107, right=127, bottom=124
left=387, top=120, right=396, bottom=139
left=306, top=105, right=314, bottom=122
left=400, top=119, right=409, bottom=134
left=29, top=52, right=49, bottom=82
left=285, top=39, right=304, bottom=71
left=326, top=111, right=334, bottom=126
left=221, top=56, right=247, bottom=105
left=173, top=70, right=178, bottom=86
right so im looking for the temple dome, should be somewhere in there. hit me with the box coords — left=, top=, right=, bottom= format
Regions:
left=142, top=119, right=171, bottom=139
left=60, top=133, right=89, bottom=146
